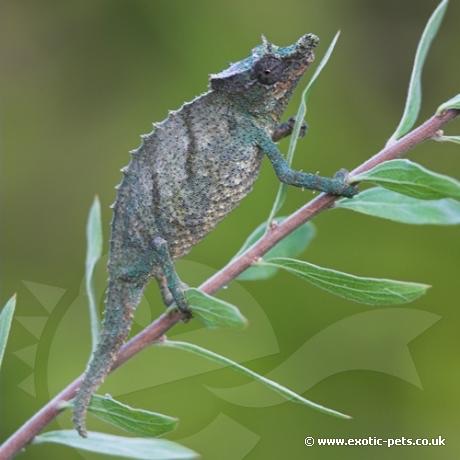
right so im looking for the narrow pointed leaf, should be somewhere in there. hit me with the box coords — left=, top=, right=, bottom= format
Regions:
left=236, top=218, right=316, bottom=280
left=0, top=295, right=16, bottom=369
left=437, top=93, right=460, bottom=114
left=185, top=288, right=247, bottom=329
left=387, top=0, right=448, bottom=143
left=159, top=340, right=350, bottom=420
left=84, top=394, right=178, bottom=437
left=85, top=196, right=103, bottom=350
left=267, top=32, right=341, bottom=222
left=261, top=257, right=429, bottom=305
left=33, top=431, right=198, bottom=459
left=351, top=159, right=460, bottom=200
left=337, top=187, right=460, bottom=225
left=434, top=135, right=460, bottom=145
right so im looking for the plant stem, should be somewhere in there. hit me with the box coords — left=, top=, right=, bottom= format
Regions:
left=0, top=108, right=457, bottom=460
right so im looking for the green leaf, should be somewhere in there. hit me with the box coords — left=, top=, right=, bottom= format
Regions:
left=236, top=218, right=316, bottom=281
left=261, top=257, right=429, bottom=306
left=85, top=394, right=178, bottom=437
left=351, top=159, right=460, bottom=200
left=159, top=340, right=350, bottom=420
left=434, top=135, right=460, bottom=145
left=437, top=93, right=460, bottom=114
left=184, top=288, right=247, bottom=329
left=267, top=31, right=341, bottom=223
left=85, top=196, right=103, bottom=351
left=33, top=430, right=198, bottom=459
left=336, top=187, right=460, bottom=225
left=387, top=0, right=448, bottom=143
left=0, top=295, right=16, bottom=370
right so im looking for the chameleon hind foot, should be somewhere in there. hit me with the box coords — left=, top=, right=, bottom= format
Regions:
left=158, top=275, right=191, bottom=315
left=151, top=237, right=192, bottom=320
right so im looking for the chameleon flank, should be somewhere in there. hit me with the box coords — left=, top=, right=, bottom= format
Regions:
left=72, top=33, right=357, bottom=436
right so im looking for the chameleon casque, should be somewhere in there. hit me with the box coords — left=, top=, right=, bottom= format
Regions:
left=73, top=33, right=357, bottom=436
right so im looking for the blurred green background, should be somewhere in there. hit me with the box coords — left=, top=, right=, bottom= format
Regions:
left=1, top=1, right=459, bottom=459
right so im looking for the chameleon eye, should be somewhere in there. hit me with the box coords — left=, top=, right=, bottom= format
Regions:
left=253, top=56, right=283, bottom=85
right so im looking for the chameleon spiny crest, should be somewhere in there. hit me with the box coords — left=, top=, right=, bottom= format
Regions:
left=73, top=33, right=356, bottom=436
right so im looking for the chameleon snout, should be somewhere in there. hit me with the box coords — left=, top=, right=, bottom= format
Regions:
left=296, top=33, right=319, bottom=52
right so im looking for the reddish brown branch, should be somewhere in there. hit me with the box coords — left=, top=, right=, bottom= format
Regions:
left=0, top=109, right=457, bottom=459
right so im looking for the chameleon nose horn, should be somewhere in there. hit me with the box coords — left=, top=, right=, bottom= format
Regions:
left=296, top=33, right=319, bottom=51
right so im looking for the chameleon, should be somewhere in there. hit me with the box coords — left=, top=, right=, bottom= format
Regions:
left=72, top=33, right=357, bottom=436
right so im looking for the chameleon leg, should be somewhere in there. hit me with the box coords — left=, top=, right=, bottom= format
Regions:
left=151, top=237, right=192, bottom=317
left=272, top=117, right=308, bottom=142
left=258, top=135, right=357, bottom=198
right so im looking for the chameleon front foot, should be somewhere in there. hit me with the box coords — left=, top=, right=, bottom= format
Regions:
left=330, top=168, right=358, bottom=198
left=258, top=135, right=358, bottom=198
left=272, top=117, right=308, bottom=142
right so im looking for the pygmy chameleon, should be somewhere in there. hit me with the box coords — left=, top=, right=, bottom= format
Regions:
left=73, top=33, right=357, bottom=436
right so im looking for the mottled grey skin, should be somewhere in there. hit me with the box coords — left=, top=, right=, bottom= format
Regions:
left=73, top=34, right=356, bottom=436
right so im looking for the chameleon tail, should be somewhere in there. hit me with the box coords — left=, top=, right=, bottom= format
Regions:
left=72, top=279, right=144, bottom=437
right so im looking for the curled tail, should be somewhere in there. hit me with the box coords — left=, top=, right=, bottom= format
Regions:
left=73, top=280, right=144, bottom=437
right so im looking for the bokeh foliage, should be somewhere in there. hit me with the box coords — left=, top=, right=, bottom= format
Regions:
left=1, top=1, right=460, bottom=459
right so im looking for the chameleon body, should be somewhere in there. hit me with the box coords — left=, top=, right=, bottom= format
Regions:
left=73, top=34, right=356, bottom=436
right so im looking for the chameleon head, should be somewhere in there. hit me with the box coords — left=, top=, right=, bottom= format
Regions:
left=210, top=34, right=319, bottom=117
